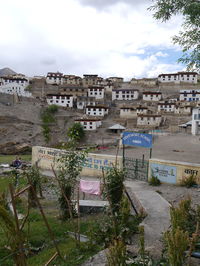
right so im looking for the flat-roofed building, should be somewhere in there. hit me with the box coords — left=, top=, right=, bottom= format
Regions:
left=142, top=91, right=162, bottom=101
left=46, top=94, right=73, bottom=107
left=137, top=114, right=162, bottom=127
left=74, top=118, right=102, bottom=131
left=86, top=105, right=109, bottom=116
left=46, top=72, right=64, bottom=85
left=112, top=89, right=139, bottom=101
left=158, top=72, right=197, bottom=84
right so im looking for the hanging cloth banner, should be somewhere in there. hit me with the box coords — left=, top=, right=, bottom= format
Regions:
left=80, top=179, right=101, bottom=195
left=122, top=132, right=152, bottom=148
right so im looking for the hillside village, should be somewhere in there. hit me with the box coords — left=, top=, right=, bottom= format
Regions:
left=0, top=68, right=200, bottom=153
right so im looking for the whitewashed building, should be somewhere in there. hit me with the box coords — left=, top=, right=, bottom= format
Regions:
left=179, top=90, right=200, bottom=102
left=143, top=91, right=162, bottom=101
left=137, top=114, right=162, bottom=127
left=46, top=94, right=73, bottom=107
left=88, top=86, right=105, bottom=99
left=46, top=72, right=64, bottom=85
left=120, top=107, right=137, bottom=118
left=158, top=102, right=176, bottom=112
left=130, top=78, right=157, bottom=86
left=64, top=75, right=82, bottom=85
left=77, top=96, right=96, bottom=110
left=192, top=108, right=200, bottom=135
left=136, top=106, right=148, bottom=115
left=0, top=76, right=32, bottom=97
left=158, top=72, right=197, bottom=84
left=107, top=77, right=124, bottom=83
left=174, top=105, right=192, bottom=115
left=74, top=118, right=102, bottom=131
left=86, top=105, right=109, bottom=116
left=112, top=89, right=139, bottom=101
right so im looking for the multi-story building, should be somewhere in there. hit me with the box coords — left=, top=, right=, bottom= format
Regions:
left=88, top=86, right=105, bottom=99
left=60, top=85, right=87, bottom=98
left=158, top=72, right=197, bottom=84
left=85, top=105, right=109, bottom=116
left=46, top=72, right=64, bottom=85
left=120, top=107, right=137, bottom=118
left=76, top=96, right=96, bottom=110
left=130, top=78, right=157, bottom=86
left=112, top=89, right=139, bottom=101
left=137, top=114, right=162, bottom=127
left=136, top=106, right=148, bottom=115
left=64, top=75, right=82, bottom=85
left=46, top=94, right=73, bottom=107
left=0, top=76, right=32, bottom=97
left=82, top=74, right=98, bottom=87
left=107, top=77, right=124, bottom=83
left=158, top=102, right=176, bottom=112
left=142, top=91, right=162, bottom=101
left=174, top=105, right=192, bottom=115
left=179, top=90, right=200, bottom=102
left=74, top=118, right=102, bottom=131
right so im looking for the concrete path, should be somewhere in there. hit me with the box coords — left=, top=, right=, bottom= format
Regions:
left=125, top=180, right=171, bottom=255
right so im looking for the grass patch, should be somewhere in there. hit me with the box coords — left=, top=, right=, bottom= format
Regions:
left=0, top=197, right=101, bottom=266
left=0, top=154, right=32, bottom=164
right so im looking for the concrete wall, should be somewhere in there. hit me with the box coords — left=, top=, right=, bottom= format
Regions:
left=32, top=146, right=123, bottom=177
left=149, top=158, right=200, bottom=184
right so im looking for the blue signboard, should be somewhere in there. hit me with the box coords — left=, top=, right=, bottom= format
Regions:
left=151, top=163, right=177, bottom=184
left=122, top=132, right=152, bottom=148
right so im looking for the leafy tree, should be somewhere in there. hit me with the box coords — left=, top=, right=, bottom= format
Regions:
left=57, top=143, right=87, bottom=219
left=67, top=122, right=85, bottom=143
left=149, top=0, right=200, bottom=71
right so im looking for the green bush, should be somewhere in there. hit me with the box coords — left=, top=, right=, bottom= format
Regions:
left=149, top=175, right=161, bottom=186
left=67, top=123, right=85, bottom=142
left=181, top=174, right=197, bottom=188
left=47, top=104, right=58, bottom=113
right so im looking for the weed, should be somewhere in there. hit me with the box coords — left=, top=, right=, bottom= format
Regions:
left=181, top=174, right=197, bottom=188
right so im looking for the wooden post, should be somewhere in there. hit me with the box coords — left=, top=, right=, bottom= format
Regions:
left=149, top=148, right=152, bottom=159
left=9, top=184, right=27, bottom=266
left=44, top=252, right=58, bottom=266
left=77, top=186, right=80, bottom=245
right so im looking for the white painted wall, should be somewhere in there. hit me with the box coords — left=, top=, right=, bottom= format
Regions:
left=86, top=106, right=109, bottom=116
left=88, top=87, right=104, bottom=99
left=158, top=72, right=197, bottom=84
left=46, top=95, right=73, bottom=107
left=192, top=108, right=200, bottom=135
left=137, top=116, right=162, bottom=127
left=143, top=93, right=162, bottom=101
left=112, top=90, right=139, bottom=100
left=76, top=120, right=102, bottom=131
left=180, top=90, right=200, bottom=102
left=158, top=103, right=175, bottom=112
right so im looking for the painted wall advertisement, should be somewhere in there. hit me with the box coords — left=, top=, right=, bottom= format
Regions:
left=32, top=146, right=122, bottom=176
left=150, top=163, right=177, bottom=184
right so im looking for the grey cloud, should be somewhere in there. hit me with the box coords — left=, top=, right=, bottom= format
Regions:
left=77, top=0, right=150, bottom=9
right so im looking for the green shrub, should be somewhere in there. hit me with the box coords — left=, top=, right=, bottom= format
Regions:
left=47, top=104, right=58, bottom=113
left=149, top=175, right=161, bottom=186
left=181, top=174, right=197, bottom=188
left=67, top=123, right=85, bottom=142
left=164, top=227, right=189, bottom=266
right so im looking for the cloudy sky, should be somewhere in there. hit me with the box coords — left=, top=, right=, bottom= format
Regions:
left=0, top=0, right=185, bottom=80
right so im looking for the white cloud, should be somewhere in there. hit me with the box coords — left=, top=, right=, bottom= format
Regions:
left=0, top=0, right=184, bottom=78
